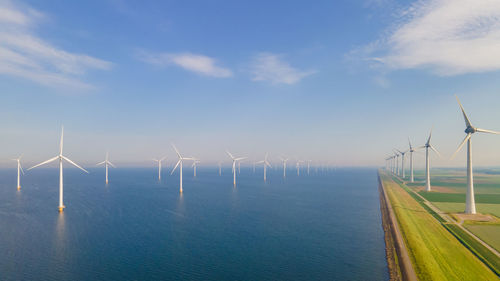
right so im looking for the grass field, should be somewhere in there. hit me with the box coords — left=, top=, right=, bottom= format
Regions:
left=418, top=192, right=500, bottom=204
left=465, top=225, right=500, bottom=253
left=432, top=202, right=500, bottom=218
left=380, top=171, right=499, bottom=280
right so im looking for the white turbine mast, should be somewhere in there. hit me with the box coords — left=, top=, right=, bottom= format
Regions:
left=191, top=158, right=200, bottom=177
left=256, top=153, right=272, bottom=182
left=395, top=149, right=408, bottom=179
left=171, top=144, right=193, bottom=194
left=12, top=155, right=24, bottom=190
left=28, top=126, right=88, bottom=212
left=296, top=160, right=304, bottom=176
left=420, top=128, right=441, bottom=192
left=280, top=156, right=289, bottom=179
left=226, top=151, right=246, bottom=187
left=451, top=96, right=500, bottom=214
left=96, top=151, right=115, bottom=184
left=152, top=156, right=166, bottom=181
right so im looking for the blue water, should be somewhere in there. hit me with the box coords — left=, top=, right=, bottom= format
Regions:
left=0, top=167, right=388, bottom=280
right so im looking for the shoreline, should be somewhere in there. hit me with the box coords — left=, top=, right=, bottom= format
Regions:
left=378, top=172, right=417, bottom=281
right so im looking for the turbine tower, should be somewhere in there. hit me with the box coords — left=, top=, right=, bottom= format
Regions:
left=396, top=149, right=408, bottom=179
left=256, top=153, right=272, bottom=182
left=28, top=127, right=88, bottom=212
left=96, top=152, right=115, bottom=184
left=408, top=138, right=416, bottom=183
left=226, top=151, right=246, bottom=187
left=296, top=160, right=303, bottom=176
left=307, top=160, right=312, bottom=175
left=422, top=129, right=441, bottom=192
left=218, top=162, right=222, bottom=176
left=152, top=156, right=166, bottom=181
left=192, top=159, right=200, bottom=177
left=280, top=157, right=289, bottom=179
left=394, top=151, right=400, bottom=176
left=12, top=156, right=24, bottom=190
left=452, top=96, right=500, bottom=214
left=171, top=144, right=193, bottom=194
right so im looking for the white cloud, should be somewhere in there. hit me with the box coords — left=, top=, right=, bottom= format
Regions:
left=363, top=0, right=500, bottom=76
left=138, top=51, right=233, bottom=78
left=0, top=1, right=112, bottom=89
left=249, top=53, right=315, bottom=84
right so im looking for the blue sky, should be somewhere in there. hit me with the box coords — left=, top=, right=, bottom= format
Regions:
left=2, top=0, right=500, bottom=167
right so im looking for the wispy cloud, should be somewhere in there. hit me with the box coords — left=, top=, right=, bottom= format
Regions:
left=358, top=0, right=500, bottom=76
left=137, top=51, right=233, bottom=78
left=0, top=1, right=112, bottom=89
left=249, top=53, right=315, bottom=84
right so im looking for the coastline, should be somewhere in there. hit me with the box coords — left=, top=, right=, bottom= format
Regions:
left=378, top=172, right=417, bottom=281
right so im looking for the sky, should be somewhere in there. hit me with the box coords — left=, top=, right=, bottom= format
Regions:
left=2, top=0, right=500, bottom=168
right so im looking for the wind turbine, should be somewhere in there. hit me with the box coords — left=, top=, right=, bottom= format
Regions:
left=280, top=157, right=289, bottom=179
left=408, top=138, right=416, bottom=182
left=12, top=156, right=24, bottom=190
left=451, top=96, right=500, bottom=214
left=171, top=144, right=193, bottom=194
left=422, top=129, right=441, bottom=192
left=226, top=151, right=246, bottom=187
left=28, top=127, right=88, bottom=212
left=152, top=156, right=166, bottom=181
left=96, top=152, right=115, bottom=184
left=256, top=154, right=272, bottom=182
left=396, top=149, right=408, bottom=179
left=394, top=151, right=400, bottom=176
left=307, top=160, right=312, bottom=175
left=296, top=160, right=303, bottom=176
left=192, top=159, right=200, bottom=177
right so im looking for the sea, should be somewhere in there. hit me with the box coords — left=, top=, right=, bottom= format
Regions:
left=0, top=167, right=388, bottom=280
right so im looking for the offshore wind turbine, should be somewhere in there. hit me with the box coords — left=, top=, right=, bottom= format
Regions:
left=296, top=160, right=303, bottom=176
left=171, top=144, right=193, bottom=194
left=226, top=151, right=246, bottom=187
left=451, top=96, right=500, bottom=214
left=192, top=159, right=200, bottom=177
left=12, top=156, right=24, bottom=190
left=422, top=129, right=441, bottom=192
left=96, top=152, right=115, bottom=184
left=307, top=160, right=312, bottom=175
left=152, top=156, right=166, bottom=181
left=256, top=154, right=272, bottom=182
left=28, top=127, right=88, bottom=212
left=280, top=157, right=289, bottom=179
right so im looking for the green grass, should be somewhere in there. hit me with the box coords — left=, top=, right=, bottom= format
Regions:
left=433, top=202, right=500, bottom=218
left=381, top=171, right=499, bottom=280
left=444, top=224, right=500, bottom=275
left=418, top=192, right=500, bottom=204
left=465, top=225, right=500, bottom=253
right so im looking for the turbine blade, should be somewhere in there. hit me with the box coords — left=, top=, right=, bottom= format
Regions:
left=28, top=156, right=59, bottom=170
left=108, top=161, right=116, bottom=168
left=226, top=150, right=235, bottom=160
left=96, top=161, right=105, bottom=166
left=408, top=137, right=412, bottom=149
left=476, top=128, right=500, bottom=135
left=256, top=160, right=264, bottom=164
left=20, top=164, right=25, bottom=175
left=62, top=156, right=89, bottom=173
left=60, top=126, right=64, bottom=155
left=426, top=128, right=433, bottom=145
left=171, top=160, right=181, bottom=175
left=160, top=156, right=167, bottom=161
left=429, top=145, right=442, bottom=158
left=235, top=157, right=246, bottom=161
left=265, top=161, right=272, bottom=168
left=451, top=133, right=471, bottom=160
left=455, top=95, right=472, bottom=128
left=171, top=143, right=181, bottom=158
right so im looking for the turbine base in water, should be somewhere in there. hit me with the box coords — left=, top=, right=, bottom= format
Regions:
left=17, top=186, right=21, bottom=190
left=58, top=205, right=65, bottom=212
